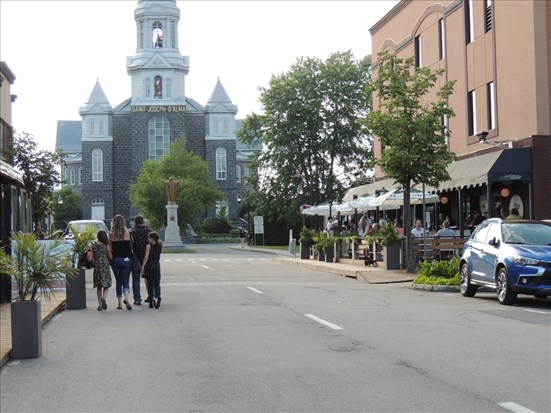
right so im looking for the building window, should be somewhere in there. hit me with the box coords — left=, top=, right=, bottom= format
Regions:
left=222, top=118, right=229, bottom=134
left=139, top=21, right=144, bottom=49
left=465, top=0, right=474, bottom=44
left=215, top=200, right=229, bottom=218
left=64, top=168, right=69, bottom=185
left=145, top=78, right=151, bottom=99
left=78, top=167, right=82, bottom=185
left=166, top=78, right=172, bottom=99
left=216, top=147, right=227, bottom=180
left=70, top=169, right=75, bottom=185
left=170, top=21, right=176, bottom=48
left=487, top=82, right=495, bottom=130
left=236, top=165, right=242, bottom=182
left=484, top=0, right=492, bottom=33
left=92, top=149, right=103, bottom=182
left=467, top=90, right=477, bottom=137
left=152, top=21, right=163, bottom=48
left=439, top=19, right=446, bottom=60
left=148, top=116, right=170, bottom=160
left=243, top=165, right=250, bottom=178
left=99, top=119, right=105, bottom=136
left=414, top=35, right=422, bottom=68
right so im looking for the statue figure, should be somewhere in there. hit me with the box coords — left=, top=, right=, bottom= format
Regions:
left=165, top=177, right=179, bottom=204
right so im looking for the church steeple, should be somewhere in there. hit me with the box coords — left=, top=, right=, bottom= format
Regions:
left=127, top=0, right=189, bottom=105
left=79, top=79, right=113, bottom=141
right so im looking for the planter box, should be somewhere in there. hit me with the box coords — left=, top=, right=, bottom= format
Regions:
left=66, top=267, right=87, bottom=310
left=300, top=241, right=312, bottom=260
left=383, top=244, right=401, bottom=270
left=0, top=274, right=12, bottom=303
left=11, top=299, right=42, bottom=359
left=317, top=250, right=325, bottom=261
left=325, top=246, right=335, bottom=263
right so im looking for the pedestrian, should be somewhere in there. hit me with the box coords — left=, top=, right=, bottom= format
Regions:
left=411, top=219, right=425, bottom=238
left=239, top=227, right=246, bottom=248
left=130, top=214, right=149, bottom=305
left=92, top=230, right=112, bottom=311
left=248, top=224, right=254, bottom=248
left=141, top=231, right=164, bottom=309
left=109, top=214, right=133, bottom=310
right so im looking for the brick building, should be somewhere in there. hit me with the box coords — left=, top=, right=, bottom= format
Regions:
left=56, top=0, right=258, bottom=223
left=346, top=0, right=550, bottom=227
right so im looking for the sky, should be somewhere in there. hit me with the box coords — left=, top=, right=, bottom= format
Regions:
left=1, top=0, right=398, bottom=152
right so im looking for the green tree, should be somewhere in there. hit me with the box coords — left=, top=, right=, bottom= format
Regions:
left=53, top=187, right=82, bottom=229
left=238, top=50, right=372, bottom=232
left=129, top=136, right=223, bottom=230
left=4, top=132, right=64, bottom=227
left=366, top=50, right=456, bottom=272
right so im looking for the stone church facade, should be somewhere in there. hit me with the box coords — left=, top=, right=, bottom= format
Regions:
left=57, top=0, right=257, bottom=223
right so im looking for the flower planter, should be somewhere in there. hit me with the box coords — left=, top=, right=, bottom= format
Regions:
left=325, top=246, right=335, bottom=263
left=11, top=298, right=42, bottom=359
left=300, top=241, right=312, bottom=260
left=383, top=244, right=401, bottom=270
left=0, top=274, right=12, bottom=303
left=66, top=267, right=87, bottom=310
left=317, top=250, right=326, bottom=261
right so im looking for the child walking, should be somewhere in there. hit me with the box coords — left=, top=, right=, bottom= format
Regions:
left=92, top=230, right=113, bottom=311
left=141, top=231, right=163, bottom=309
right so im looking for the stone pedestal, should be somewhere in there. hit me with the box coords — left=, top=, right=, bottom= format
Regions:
left=164, top=204, right=184, bottom=247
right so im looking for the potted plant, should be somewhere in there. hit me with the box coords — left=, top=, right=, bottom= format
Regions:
left=369, top=222, right=402, bottom=270
left=0, top=232, right=77, bottom=358
left=66, top=229, right=97, bottom=310
left=299, top=226, right=314, bottom=260
left=313, top=232, right=337, bottom=263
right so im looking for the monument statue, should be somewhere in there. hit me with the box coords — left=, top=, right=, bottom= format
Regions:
left=165, top=177, right=179, bottom=204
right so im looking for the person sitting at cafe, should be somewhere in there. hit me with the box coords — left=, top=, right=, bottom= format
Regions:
left=506, top=208, right=522, bottom=220
left=435, top=220, right=454, bottom=238
left=411, top=219, right=425, bottom=238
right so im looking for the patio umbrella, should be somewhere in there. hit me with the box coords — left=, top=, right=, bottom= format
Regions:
left=377, top=188, right=439, bottom=207
left=301, top=202, right=332, bottom=216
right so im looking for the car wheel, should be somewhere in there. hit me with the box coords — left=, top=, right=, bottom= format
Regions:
left=460, top=263, right=477, bottom=297
left=496, top=267, right=517, bottom=305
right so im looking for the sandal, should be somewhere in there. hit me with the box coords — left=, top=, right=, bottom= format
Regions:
left=124, top=301, right=132, bottom=310
left=97, top=306, right=102, bottom=311
left=117, top=305, right=122, bottom=310
left=101, top=298, right=107, bottom=310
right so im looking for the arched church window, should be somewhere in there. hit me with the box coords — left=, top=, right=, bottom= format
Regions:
left=213, top=118, right=219, bottom=134
left=152, top=21, right=163, bottom=48
left=99, top=119, right=105, bottom=136
left=216, top=147, right=227, bottom=180
left=148, top=116, right=170, bottom=160
left=154, top=76, right=162, bottom=99
left=222, top=118, right=229, bottom=134
left=78, top=168, right=82, bottom=185
left=236, top=164, right=242, bottom=183
left=92, top=149, right=103, bottom=182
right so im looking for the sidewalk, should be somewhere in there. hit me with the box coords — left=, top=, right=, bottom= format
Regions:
left=0, top=293, right=66, bottom=368
left=1, top=246, right=415, bottom=369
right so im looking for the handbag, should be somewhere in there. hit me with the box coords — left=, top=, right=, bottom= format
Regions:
left=84, top=247, right=95, bottom=269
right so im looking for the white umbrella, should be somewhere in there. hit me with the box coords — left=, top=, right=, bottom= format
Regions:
left=301, top=203, right=332, bottom=216
left=376, top=188, right=439, bottom=207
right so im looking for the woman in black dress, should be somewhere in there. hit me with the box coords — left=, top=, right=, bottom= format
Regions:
left=141, top=231, right=164, bottom=309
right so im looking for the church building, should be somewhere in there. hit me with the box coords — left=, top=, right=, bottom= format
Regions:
left=56, top=0, right=258, bottom=223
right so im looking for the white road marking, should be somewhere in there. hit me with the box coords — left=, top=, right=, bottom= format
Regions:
left=304, top=314, right=343, bottom=330
left=247, top=287, right=264, bottom=294
left=524, top=309, right=551, bottom=315
left=8, top=360, right=20, bottom=366
left=201, top=265, right=209, bottom=269
left=498, top=402, right=539, bottom=413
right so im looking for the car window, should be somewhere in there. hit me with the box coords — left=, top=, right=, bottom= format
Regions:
left=473, top=221, right=490, bottom=243
left=486, top=222, right=501, bottom=244
left=502, top=222, right=551, bottom=245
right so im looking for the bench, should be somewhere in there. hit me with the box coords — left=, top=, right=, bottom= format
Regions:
left=410, top=237, right=468, bottom=261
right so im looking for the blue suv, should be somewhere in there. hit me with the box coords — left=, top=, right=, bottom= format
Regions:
left=460, top=218, right=551, bottom=305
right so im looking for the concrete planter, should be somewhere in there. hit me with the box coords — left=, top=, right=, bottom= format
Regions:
left=11, top=298, right=42, bottom=359
left=324, top=245, right=335, bottom=263
left=300, top=241, right=312, bottom=260
left=383, top=244, right=401, bottom=270
left=66, top=267, right=87, bottom=310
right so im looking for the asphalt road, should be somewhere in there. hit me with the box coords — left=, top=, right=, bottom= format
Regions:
left=1, top=244, right=550, bottom=413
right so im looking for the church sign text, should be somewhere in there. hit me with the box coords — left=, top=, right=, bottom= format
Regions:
left=131, top=105, right=186, bottom=113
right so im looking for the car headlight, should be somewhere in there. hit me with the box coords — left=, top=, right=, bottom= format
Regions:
left=513, top=255, right=539, bottom=266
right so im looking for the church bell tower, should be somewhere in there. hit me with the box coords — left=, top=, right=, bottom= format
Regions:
left=126, top=0, right=189, bottom=105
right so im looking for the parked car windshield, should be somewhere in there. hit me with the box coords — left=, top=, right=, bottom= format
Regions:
left=501, top=222, right=551, bottom=245
left=66, top=221, right=108, bottom=238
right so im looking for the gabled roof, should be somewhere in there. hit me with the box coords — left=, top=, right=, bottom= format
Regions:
left=205, top=78, right=237, bottom=114
left=55, top=121, right=82, bottom=152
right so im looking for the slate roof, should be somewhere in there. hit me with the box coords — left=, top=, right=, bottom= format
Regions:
left=55, top=120, right=82, bottom=152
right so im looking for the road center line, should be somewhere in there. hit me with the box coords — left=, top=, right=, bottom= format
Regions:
left=247, top=287, right=264, bottom=294
left=304, top=314, right=343, bottom=330
left=498, top=402, right=538, bottom=413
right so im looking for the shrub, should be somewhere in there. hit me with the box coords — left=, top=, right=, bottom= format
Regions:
left=414, top=257, right=461, bottom=285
